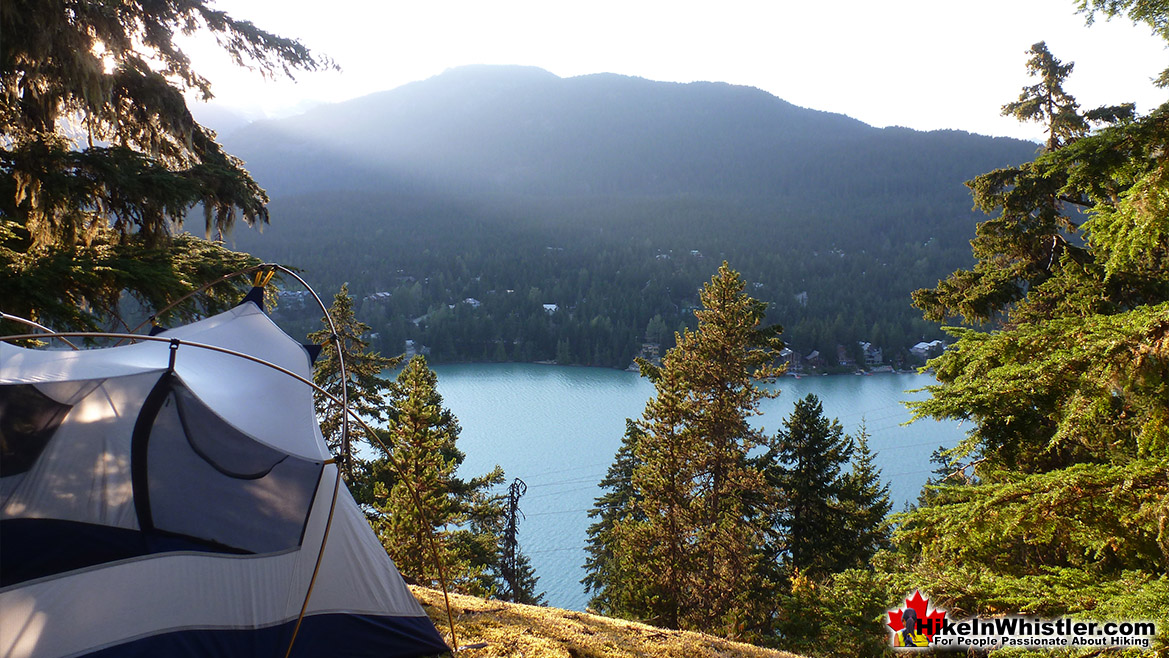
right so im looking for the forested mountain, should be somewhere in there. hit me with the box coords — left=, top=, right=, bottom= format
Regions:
left=222, top=66, right=1039, bottom=367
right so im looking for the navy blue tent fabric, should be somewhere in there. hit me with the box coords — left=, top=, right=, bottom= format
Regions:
left=241, top=286, right=264, bottom=309
left=83, top=614, right=449, bottom=658
left=0, top=519, right=248, bottom=587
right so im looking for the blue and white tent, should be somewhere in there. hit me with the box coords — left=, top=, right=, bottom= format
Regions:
left=0, top=301, right=449, bottom=657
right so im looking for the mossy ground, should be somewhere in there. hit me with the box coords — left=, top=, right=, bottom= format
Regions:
left=411, top=586, right=802, bottom=658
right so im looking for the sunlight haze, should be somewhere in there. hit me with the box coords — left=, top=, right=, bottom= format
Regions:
left=182, top=0, right=1167, bottom=141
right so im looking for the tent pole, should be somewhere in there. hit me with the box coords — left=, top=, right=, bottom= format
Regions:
left=0, top=313, right=80, bottom=349
left=282, top=462, right=343, bottom=658
left=121, top=264, right=270, bottom=341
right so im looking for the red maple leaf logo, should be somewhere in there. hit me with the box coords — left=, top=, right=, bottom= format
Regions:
left=887, top=590, right=947, bottom=641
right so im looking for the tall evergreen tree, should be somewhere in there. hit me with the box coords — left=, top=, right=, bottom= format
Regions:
left=1, top=0, right=332, bottom=331
left=309, top=284, right=397, bottom=479
left=765, top=407, right=892, bottom=656
left=1003, top=42, right=1088, bottom=151
left=835, top=424, right=892, bottom=568
left=582, top=420, right=646, bottom=615
left=498, top=550, right=544, bottom=606
left=589, top=262, right=784, bottom=636
left=897, top=10, right=1169, bottom=640
left=366, top=356, right=518, bottom=598
left=768, top=394, right=854, bottom=578
left=914, top=42, right=1136, bottom=329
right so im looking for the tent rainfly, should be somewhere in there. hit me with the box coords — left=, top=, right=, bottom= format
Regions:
left=0, top=297, right=450, bottom=657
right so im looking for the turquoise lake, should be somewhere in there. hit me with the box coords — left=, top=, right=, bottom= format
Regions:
left=428, top=363, right=965, bottom=611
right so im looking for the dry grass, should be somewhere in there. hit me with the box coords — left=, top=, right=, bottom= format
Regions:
left=411, top=586, right=803, bottom=658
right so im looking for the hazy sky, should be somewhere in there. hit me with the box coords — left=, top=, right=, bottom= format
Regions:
left=182, top=0, right=1166, bottom=141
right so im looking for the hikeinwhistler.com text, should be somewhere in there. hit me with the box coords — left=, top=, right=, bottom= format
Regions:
left=917, top=616, right=1157, bottom=650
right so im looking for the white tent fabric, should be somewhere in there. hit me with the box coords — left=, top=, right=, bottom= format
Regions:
left=0, top=304, right=328, bottom=461
left=0, top=300, right=448, bottom=658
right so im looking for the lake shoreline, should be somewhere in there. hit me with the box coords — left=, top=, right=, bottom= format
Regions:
left=416, top=358, right=929, bottom=378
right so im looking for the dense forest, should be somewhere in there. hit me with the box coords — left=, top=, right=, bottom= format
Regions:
left=221, top=68, right=1039, bottom=367
left=231, top=189, right=968, bottom=367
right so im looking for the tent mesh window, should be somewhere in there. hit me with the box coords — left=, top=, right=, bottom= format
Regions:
left=0, top=384, right=71, bottom=477
left=143, top=379, right=323, bottom=554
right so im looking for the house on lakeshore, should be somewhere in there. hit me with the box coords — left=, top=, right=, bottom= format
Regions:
left=859, top=341, right=883, bottom=367
left=638, top=343, right=662, bottom=367
left=910, top=339, right=945, bottom=362
left=804, top=350, right=825, bottom=369
left=779, top=347, right=804, bottom=372
left=836, top=344, right=857, bottom=368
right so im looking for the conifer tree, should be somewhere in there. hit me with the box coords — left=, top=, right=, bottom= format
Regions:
left=898, top=8, right=1169, bottom=638
left=835, top=425, right=891, bottom=568
left=1, top=1, right=332, bottom=330
left=1002, top=42, right=1089, bottom=151
left=914, top=41, right=1136, bottom=328
left=582, top=420, right=646, bottom=615
left=765, top=407, right=892, bottom=656
left=309, top=284, right=397, bottom=479
left=915, top=445, right=967, bottom=508
left=589, top=262, right=784, bottom=636
left=367, top=356, right=517, bottom=598
left=769, top=394, right=854, bottom=578
left=498, top=551, right=544, bottom=606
